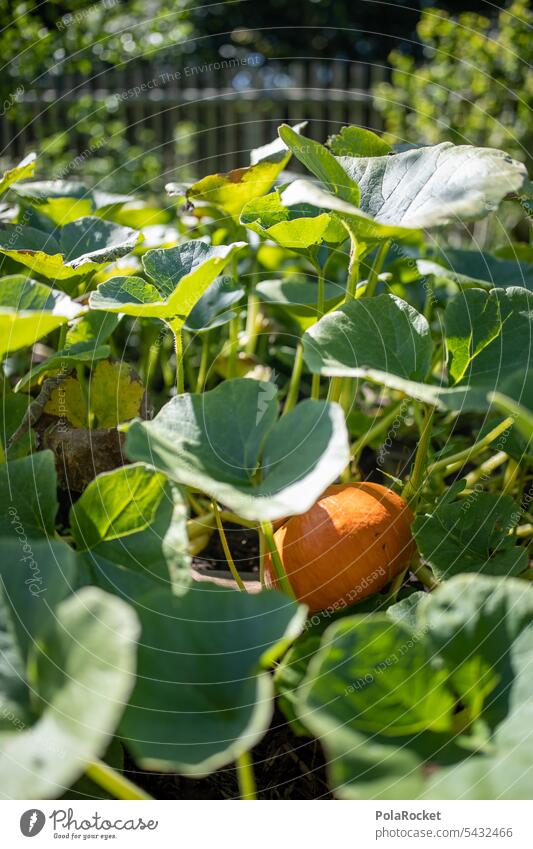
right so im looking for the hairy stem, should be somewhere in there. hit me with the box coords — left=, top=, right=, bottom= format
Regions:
left=363, top=239, right=390, bottom=298
left=196, top=331, right=210, bottom=393
left=402, top=403, right=435, bottom=505
left=427, top=416, right=514, bottom=476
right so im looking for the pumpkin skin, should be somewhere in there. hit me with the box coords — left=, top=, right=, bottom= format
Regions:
left=263, top=483, right=415, bottom=613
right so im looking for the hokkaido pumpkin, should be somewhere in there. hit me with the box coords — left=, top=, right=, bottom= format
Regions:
left=263, top=482, right=415, bottom=613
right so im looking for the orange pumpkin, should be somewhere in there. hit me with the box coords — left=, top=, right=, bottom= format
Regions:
left=263, top=482, right=415, bottom=613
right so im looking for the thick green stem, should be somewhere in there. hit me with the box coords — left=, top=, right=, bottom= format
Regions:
left=316, top=266, right=326, bottom=317
left=236, top=751, right=257, bottom=800
left=284, top=342, right=304, bottom=414
left=363, top=240, right=390, bottom=298
left=427, top=416, right=514, bottom=477
left=212, top=499, right=246, bottom=591
left=402, top=403, right=435, bottom=505
left=310, top=372, right=321, bottom=401
left=227, top=314, right=240, bottom=379
left=260, top=520, right=295, bottom=599
left=85, top=759, right=152, bottom=801
left=327, top=376, right=344, bottom=404
left=412, top=560, right=440, bottom=591
left=344, top=229, right=359, bottom=301
left=173, top=326, right=185, bottom=394
left=58, top=322, right=68, bottom=351
left=196, top=331, right=210, bottom=393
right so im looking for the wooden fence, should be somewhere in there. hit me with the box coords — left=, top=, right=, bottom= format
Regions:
left=1, top=59, right=389, bottom=178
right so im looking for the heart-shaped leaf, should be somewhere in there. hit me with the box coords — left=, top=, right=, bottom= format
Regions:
left=304, top=294, right=432, bottom=381
left=413, top=486, right=527, bottom=580
left=0, top=582, right=139, bottom=799
left=0, top=217, right=139, bottom=281
left=90, top=241, right=245, bottom=333
left=120, top=582, right=305, bottom=775
left=0, top=275, right=84, bottom=357
left=13, top=180, right=131, bottom=225
left=70, top=464, right=190, bottom=588
left=295, top=575, right=533, bottom=799
left=125, top=378, right=349, bottom=521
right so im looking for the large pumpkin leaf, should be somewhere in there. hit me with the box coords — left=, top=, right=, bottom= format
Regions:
left=90, top=241, right=245, bottom=333
left=0, top=585, right=139, bottom=799
left=125, top=378, right=349, bottom=521
left=0, top=275, right=83, bottom=357
left=418, top=248, right=533, bottom=292
left=413, top=485, right=528, bottom=580
left=0, top=153, right=36, bottom=197
left=296, top=575, right=533, bottom=799
left=279, top=141, right=526, bottom=245
left=336, top=142, right=527, bottom=229
left=184, top=275, right=245, bottom=333
left=303, top=294, right=432, bottom=381
left=180, top=123, right=306, bottom=219
left=12, top=180, right=131, bottom=225
left=70, top=464, right=190, bottom=588
left=445, top=287, right=532, bottom=387
left=0, top=451, right=58, bottom=538
left=0, top=217, right=139, bottom=281
left=121, top=582, right=305, bottom=775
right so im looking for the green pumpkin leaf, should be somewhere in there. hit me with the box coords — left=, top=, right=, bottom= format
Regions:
left=327, top=126, right=392, bottom=157
left=336, top=142, right=527, bottom=229
left=0, top=275, right=83, bottom=357
left=240, top=189, right=344, bottom=250
left=418, top=248, right=533, bottom=291
left=0, top=586, right=139, bottom=799
left=70, top=464, right=190, bottom=588
left=0, top=451, right=58, bottom=538
left=413, top=489, right=527, bottom=580
left=278, top=124, right=360, bottom=205
left=125, top=378, right=349, bottom=521
left=184, top=275, right=244, bottom=333
left=445, top=287, right=533, bottom=387
left=304, top=294, right=432, bottom=381
left=13, top=180, right=131, bottom=225
left=90, top=241, right=245, bottom=332
left=15, top=341, right=111, bottom=392
left=0, top=217, right=139, bottom=281
left=120, top=582, right=305, bottom=775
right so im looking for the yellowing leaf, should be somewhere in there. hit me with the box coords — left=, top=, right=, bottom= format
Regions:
left=90, top=360, right=145, bottom=428
left=44, top=377, right=87, bottom=427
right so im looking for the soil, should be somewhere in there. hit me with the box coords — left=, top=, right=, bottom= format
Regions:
left=124, top=707, right=332, bottom=800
